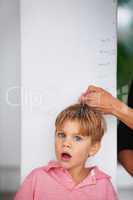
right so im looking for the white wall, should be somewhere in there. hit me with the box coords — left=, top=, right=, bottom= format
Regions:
left=21, top=0, right=117, bottom=186
left=0, top=0, right=20, bottom=191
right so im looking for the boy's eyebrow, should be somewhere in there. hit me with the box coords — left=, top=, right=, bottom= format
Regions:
left=55, top=130, right=84, bottom=136
left=55, top=129, right=63, bottom=133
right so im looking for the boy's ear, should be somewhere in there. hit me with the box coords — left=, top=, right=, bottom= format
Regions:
left=88, top=142, right=101, bottom=157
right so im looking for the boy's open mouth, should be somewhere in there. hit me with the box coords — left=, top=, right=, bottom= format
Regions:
left=61, top=152, right=72, bottom=161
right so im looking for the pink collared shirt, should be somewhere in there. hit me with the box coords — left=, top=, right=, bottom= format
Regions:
left=14, top=160, right=117, bottom=200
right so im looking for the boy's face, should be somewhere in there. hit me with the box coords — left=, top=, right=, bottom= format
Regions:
left=55, top=120, right=100, bottom=172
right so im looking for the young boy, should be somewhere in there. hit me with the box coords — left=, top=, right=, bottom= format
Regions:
left=14, top=103, right=117, bottom=200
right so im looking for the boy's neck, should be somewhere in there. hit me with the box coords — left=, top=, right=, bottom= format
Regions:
left=67, top=166, right=90, bottom=184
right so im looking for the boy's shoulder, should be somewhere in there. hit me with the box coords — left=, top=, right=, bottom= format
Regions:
left=28, top=162, right=111, bottom=179
left=25, top=160, right=63, bottom=178
left=25, top=161, right=112, bottom=184
left=93, top=166, right=111, bottom=180
left=92, top=166, right=116, bottom=192
left=90, top=166, right=117, bottom=198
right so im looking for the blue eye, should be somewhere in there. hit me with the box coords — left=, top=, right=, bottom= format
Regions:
left=74, top=136, right=82, bottom=142
left=57, top=132, right=65, bottom=138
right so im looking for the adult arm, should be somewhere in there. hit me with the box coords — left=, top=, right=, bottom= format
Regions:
left=80, top=85, right=133, bottom=130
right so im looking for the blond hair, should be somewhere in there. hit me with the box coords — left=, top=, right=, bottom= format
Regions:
left=55, top=103, right=106, bottom=143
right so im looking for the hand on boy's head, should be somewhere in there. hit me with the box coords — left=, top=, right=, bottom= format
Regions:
left=79, top=85, right=98, bottom=102
left=79, top=85, right=115, bottom=115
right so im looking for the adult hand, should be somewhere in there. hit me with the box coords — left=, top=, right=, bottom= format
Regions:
left=79, top=85, right=133, bottom=129
left=79, top=85, right=118, bottom=114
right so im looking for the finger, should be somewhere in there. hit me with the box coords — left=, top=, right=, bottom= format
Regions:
left=84, top=93, right=101, bottom=103
left=87, top=85, right=104, bottom=94
left=79, top=94, right=86, bottom=102
left=87, top=85, right=99, bottom=90
left=81, top=85, right=98, bottom=98
left=78, top=95, right=87, bottom=104
left=86, top=106, right=105, bottom=113
left=87, top=86, right=99, bottom=94
left=83, top=99, right=99, bottom=107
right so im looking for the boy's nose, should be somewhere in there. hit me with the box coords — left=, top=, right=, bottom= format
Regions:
left=62, top=140, right=72, bottom=148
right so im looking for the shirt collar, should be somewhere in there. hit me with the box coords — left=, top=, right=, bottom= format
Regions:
left=74, top=166, right=110, bottom=189
left=45, top=160, right=65, bottom=172
left=44, top=160, right=110, bottom=189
